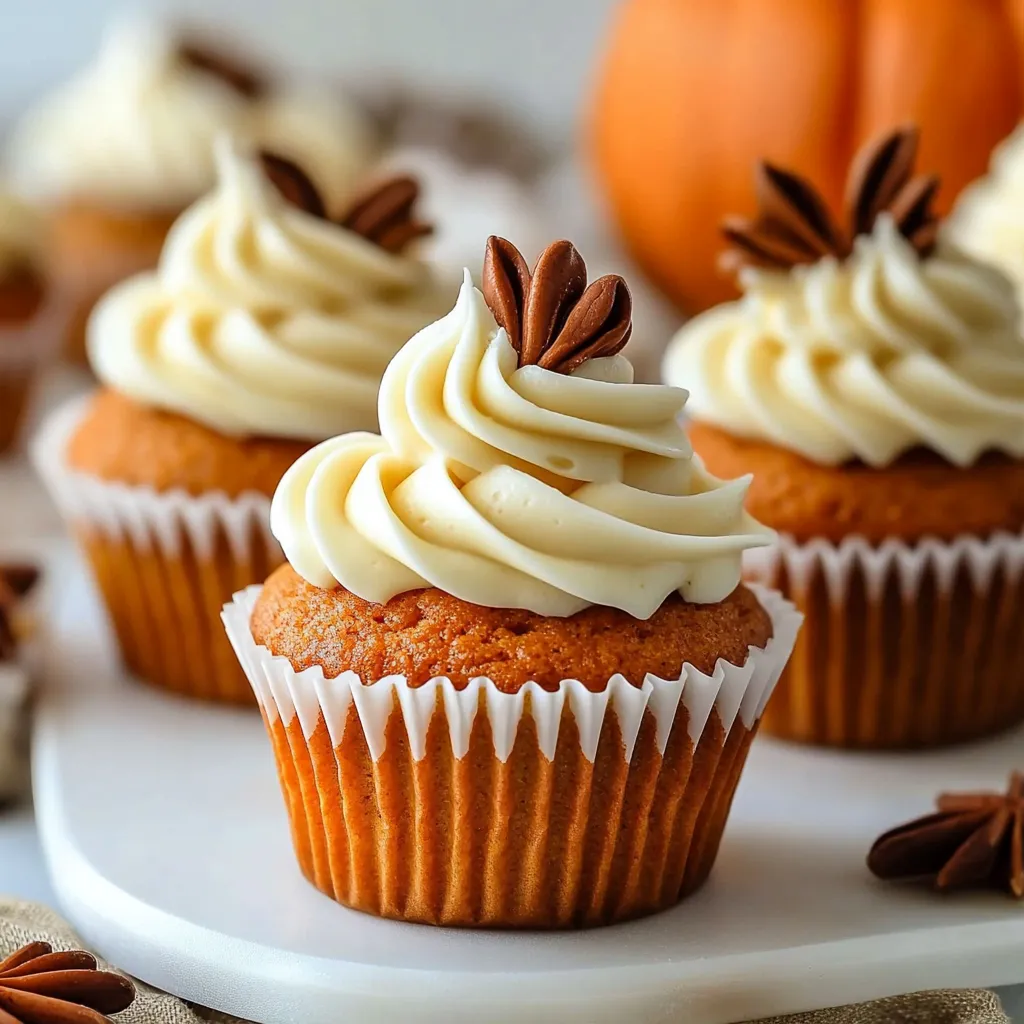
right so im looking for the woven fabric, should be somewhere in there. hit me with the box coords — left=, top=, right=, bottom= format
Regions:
left=0, top=898, right=1009, bottom=1023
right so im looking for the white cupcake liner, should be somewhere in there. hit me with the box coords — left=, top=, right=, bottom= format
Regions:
left=745, top=529, right=1024, bottom=602
left=743, top=529, right=1024, bottom=747
left=222, top=583, right=801, bottom=764
left=32, top=395, right=278, bottom=562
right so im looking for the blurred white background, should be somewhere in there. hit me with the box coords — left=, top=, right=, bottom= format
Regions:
left=0, top=0, right=619, bottom=138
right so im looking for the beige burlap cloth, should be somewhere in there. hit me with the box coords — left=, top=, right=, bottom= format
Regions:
left=0, top=897, right=1009, bottom=1023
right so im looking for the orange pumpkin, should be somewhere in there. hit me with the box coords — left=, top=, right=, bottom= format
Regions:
left=589, top=0, right=1023, bottom=315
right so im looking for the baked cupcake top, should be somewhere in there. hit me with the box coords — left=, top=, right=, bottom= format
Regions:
left=663, top=128, right=1024, bottom=469
left=271, top=237, right=771, bottom=619
left=88, top=140, right=446, bottom=441
left=949, top=124, right=1024, bottom=306
left=5, top=19, right=374, bottom=213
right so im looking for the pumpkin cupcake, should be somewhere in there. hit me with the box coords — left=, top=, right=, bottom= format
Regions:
left=663, top=127, right=1024, bottom=750
left=6, top=18, right=375, bottom=364
left=0, top=190, right=63, bottom=453
left=34, top=139, right=446, bottom=703
left=222, top=237, right=801, bottom=928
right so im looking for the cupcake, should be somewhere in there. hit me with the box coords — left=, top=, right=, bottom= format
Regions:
left=222, top=236, right=801, bottom=927
left=0, top=190, right=63, bottom=453
left=949, top=123, right=1024, bottom=309
left=663, top=126, right=1024, bottom=750
left=6, top=18, right=376, bottom=364
left=34, top=139, right=445, bottom=703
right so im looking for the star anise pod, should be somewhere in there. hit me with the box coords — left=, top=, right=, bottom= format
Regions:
left=722, top=125, right=940, bottom=275
left=481, top=236, right=632, bottom=374
left=178, top=38, right=266, bottom=99
left=0, top=941, right=136, bottom=1023
left=0, top=564, right=39, bottom=662
left=868, top=772, right=1024, bottom=898
left=258, top=152, right=432, bottom=254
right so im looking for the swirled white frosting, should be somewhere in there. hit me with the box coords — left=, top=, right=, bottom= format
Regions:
left=949, top=123, right=1024, bottom=310
left=88, top=141, right=446, bottom=440
left=271, top=273, right=772, bottom=618
left=663, top=216, right=1024, bottom=467
left=6, top=19, right=374, bottom=212
left=0, top=192, right=44, bottom=278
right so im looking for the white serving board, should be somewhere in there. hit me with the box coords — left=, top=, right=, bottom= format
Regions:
left=31, top=544, right=1024, bottom=1024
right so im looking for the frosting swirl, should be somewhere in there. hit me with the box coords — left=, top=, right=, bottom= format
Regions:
left=6, top=19, right=374, bottom=212
left=663, top=216, right=1024, bottom=468
left=949, top=124, right=1024, bottom=310
left=88, top=141, right=446, bottom=441
left=271, top=273, right=771, bottom=618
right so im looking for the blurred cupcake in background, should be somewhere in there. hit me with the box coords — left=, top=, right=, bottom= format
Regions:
left=663, top=127, right=1024, bottom=750
left=34, top=138, right=446, bottom=703
left=6, top=18, right=376, bottom=364
left=948, top=123, right=1024, bottom=308
left=0, top=189, right=64, bottom=454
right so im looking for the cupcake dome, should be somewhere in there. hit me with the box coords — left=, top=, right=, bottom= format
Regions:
left=663, top=127, right=1024, bottom=749
left=225, top=236, right=801, bottom=928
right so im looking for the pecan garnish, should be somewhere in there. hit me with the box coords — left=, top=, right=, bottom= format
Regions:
left=0, top=564, right=39, bottom=662
left=482, top=237, right=632, bottom=374
left=339, top=177, right=432, bottom=253
left=258, top=153, right=326, bottom=219
left=868, top=772, right=1024, bottom=898
left=178, top=39, right=266, bottom=98
left=258, top=151, right=432, bottom=254
left=722, top=126, right=940, bottom=275
left=0, top=941, right=136, bottom=1023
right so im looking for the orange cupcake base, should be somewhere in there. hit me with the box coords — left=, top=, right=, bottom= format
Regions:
left=749, top=536, right=1024, bottom=749
left=224, top=584, right=802, bottom=929
left=77, top=526, right=278, bottom=704
left=267, top=699, right=755, bottom=928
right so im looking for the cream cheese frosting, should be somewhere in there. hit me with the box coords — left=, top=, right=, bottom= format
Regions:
left=88, top=140, right=446, bottom=441
left=0, top=192, right=44, bottom=279
left=271, top=272, right=772, bottom=618
left=663, top=216, right=1024, bottom=468
left=6, top=19, right=374, bottom=212
left=949, top=123, right=1024, bottom=310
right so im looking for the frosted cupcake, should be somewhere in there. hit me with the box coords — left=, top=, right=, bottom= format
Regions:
left=663, top=127, right=1024, bottom=749
left=0, top=190, right=63, bottom=453
left=6, top=19, right=375, bottom=363
left=223, top=236, right=801, bottom=927
left=35, top=140, right=445, bottom=703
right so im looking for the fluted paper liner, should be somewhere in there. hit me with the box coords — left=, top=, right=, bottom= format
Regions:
left=745, top=530, right=1024, bottom=749
left=222, top=583, right=801, bottom=928
left=0, top=292, right=66, bottom=453
left=32, top=396, right=281, bottom=703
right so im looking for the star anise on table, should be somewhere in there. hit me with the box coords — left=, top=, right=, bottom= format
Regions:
left=0, top=941, right=136, bottom=1023
left=721, top=125, right=940, bottom=275
left=481, top=236, right=632, bottom=374
left=0, top=565, right=39, bottom=662
left=867, top=772, right=1024, bottom=898
left=258, top=152, right=433, bottom=254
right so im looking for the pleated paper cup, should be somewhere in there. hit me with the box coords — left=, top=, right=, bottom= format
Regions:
left=0, top=293, right=66, bottom=454
left=33, top=396, right=281, bottom=704
left=745, top=531, right=1024, bottom=749
left=223, top=584, right=801, bottom=929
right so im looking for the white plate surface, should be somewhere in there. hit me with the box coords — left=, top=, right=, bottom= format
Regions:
left=32, top=545, right=1024, bottom=1024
